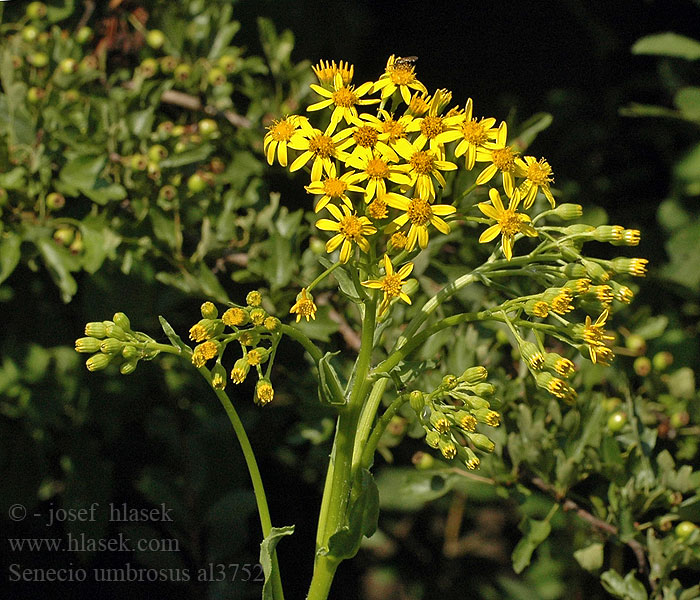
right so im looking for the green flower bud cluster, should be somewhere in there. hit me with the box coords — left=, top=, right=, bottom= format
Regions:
left=187, top=296, right=281, bottom=405
left=76, top=313, right=157, bottom=375
left=409, top=367, right=499, bottom=471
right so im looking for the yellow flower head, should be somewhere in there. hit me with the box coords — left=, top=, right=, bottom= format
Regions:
left=289, top=288, right=318, bottom=323
left=384, top=193, right=456, bottom=251
left=373, top=55, right=428, bottom=105
left=345, top=151, right=410, bottom=203
left=305, top=163, right=364, bottom=213
left=361, top=254, right=414, bottom=316
left=288, top=120, right=353, bottom=181
left=405, top=110, right=462, bottom=155
left=255, top=379, right=275, bottom=406
left=222, top=307, right=248, bottom=328
left=475, top=122, right=519, bottom=197
left=439, top=98, right=499, bottom=170
left=263, top=115, right=307, bottom=167
left=478, top=188, right=538, bottom=260
left=315, top=204, right=377, bottom=263
left=580, top=310, right=615, bottom=365
left=308, top=73, right=379, bottom=126
left=515, top=156, right=555, bottom=208
left=393, top=138, right=457, bottom=200
left=312, top=59, right=354, bottom=86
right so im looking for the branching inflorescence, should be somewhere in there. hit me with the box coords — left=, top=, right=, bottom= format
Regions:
left=77, top=55, right=648, bottom=600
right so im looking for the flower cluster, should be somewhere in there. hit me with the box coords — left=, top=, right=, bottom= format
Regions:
left=188, top=294, right=280, bottom=405
left=75, top=313, right=159, bottom=375
left=408, top=367, right=500, bottom=470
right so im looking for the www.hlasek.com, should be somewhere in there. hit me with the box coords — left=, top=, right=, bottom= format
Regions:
left=8, top=562, right=265, bottom=583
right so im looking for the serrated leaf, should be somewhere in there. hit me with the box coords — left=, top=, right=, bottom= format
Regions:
left=158, top=316, right=189, bottom=353
left=0, top=233, right=21, bottom=285
left=260, top=525, right=294, bottom=600
left=632, top=32, right=700, bottom=60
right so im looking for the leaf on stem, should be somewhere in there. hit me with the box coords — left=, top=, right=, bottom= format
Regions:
left=260, top=525, right=295, bottom=600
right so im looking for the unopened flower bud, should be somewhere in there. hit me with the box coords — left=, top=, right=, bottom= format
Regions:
left=611, top=257, right=648, bottom=277
left=462, top=395, right=491, bottom=410
left=100, top=338, right=123, bottom=355
left=75, top=337, right=101, bottom=353
left=105, top=323, right=128, bottom=341
left=430, top=411, right=451, bottom=434
left=462, top=447, right=480, bottom=470
left=459, top=366, right=488, bottom=384
left=425, top=430, right=441, bottom=449
left=611, top=229, right=640, bottom=246
left=524, top=299, right=549, bottom=318
left=249, top=307, right=267, bottom=326
left=593, top=225, right=624, bottom=243
left=520, top=341, right=545, bottom=370
left=562, top=224, right=595, bottom=236
left=439, top=439, right=457, bottom=459
left=230, top=358, right=250, bottom=384
left=210, top=363, right=227, bottom=390
left=441, top=374, right=458, bottom=390
left=112, top=312, right=131, bottom=332
left=222, top=307, right=249, bottom=327
left=471, top=383, right=495, bottom=397
left=469, top=433, right=495, bottom=453
left=245, top=347, right=270, bottom=366
left=120, top=360, right=138, bottom=375
left=552, top=203, right=583, bottom=220
left=581, top=259, right=610, bottom=283
left=86, top=353, right=111, bottom=372
left=246, top=290, right=263, bottom=307
left=122, top=345, right=140, bottom=360
left=200, top=302, right=218, bottom=319
left=563, top=263, right=587, bottom=279
left=474, top=408, right=501, bottom=426
left=264, top=316, right=280, bottom=331
left=544, top=353, right=575, bottom=378
left=409, top=390, right=425, bottom=413
left=84, top=322, right=107, bottom=338
left=255, top=379, right=274, bottom=405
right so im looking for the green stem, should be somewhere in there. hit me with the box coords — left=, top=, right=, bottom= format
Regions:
left=359, top=393, right=409, bottom=470
left=198, top=368, right=285, bottom=600
left=279, top=324, right=323, bottom=363
left=308, top=293, right=377, bottom=599
left=351, top=378, right=388, bottom=471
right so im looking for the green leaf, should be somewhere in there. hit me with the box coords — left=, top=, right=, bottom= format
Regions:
left=158, top=316, right=189, bottom=353
left=674, top=87, right=700, bottom=121
left=0, top=233, right=21, bottom=285
left=81, top=182, right=127, bottom=206
left=375, top=468, right=454, bottom=511
left=326, top=469, right=379, bottom=560
left=159, top=144, right=214, bottom=168
left=0, top=167, right=26, bottom=190
left=619, top=102, right=681, bottom=119
left=127, top=107, right=155, bottom=138
left=264, top=235, right=294, bottom=291
left=634, top=315, right=668, bottom=339
left=208, top=20, right=241, bottom=59
left=317, top=351, right=346, bottom=407
left=573, top=542, right=604, bottom=571
left=260, top=525, right=294, bottom=600
left=631, top=32, right=700, bottom=60
left=665, top=367, right=695, bottom=400
left=513, top=112, right=553, bottom=151
left=59, top=155, right=106, bottom=190
left=319, top=257, right=362, bottom=303
left=663, top=222, right=700, bottom=291
left=511, top=517, right=552, bottom=574
left=35, top=236, right=79, bottom=302
left=675, top=142, right=700, bottom=182
left=80, top=217, right=122, bottom=273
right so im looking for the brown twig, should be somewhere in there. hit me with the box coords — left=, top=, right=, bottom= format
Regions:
left=159, top=90, right=252, bottom=129
left=529, top=476, right=650, bottom=580
left=75, top=0, right=95, bottom=33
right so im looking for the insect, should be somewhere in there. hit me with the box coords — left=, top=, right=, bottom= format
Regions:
left=394, top=55, right=418, bottom=68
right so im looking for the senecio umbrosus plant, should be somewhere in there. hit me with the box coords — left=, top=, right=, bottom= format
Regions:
left=76, top=56, right=648, bottom=599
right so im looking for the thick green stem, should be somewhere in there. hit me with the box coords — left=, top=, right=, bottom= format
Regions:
left=308, top=293, right=377, bottom=600
left=359, top=393, right=410, bottom=471
left=351, top=378, right=388, bottom=471
left=199, top=370, right=285, bottom=600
